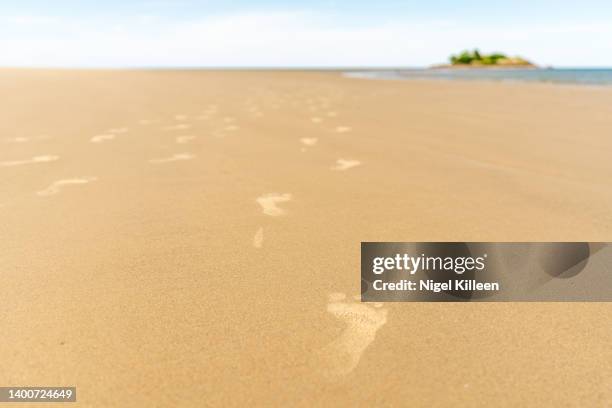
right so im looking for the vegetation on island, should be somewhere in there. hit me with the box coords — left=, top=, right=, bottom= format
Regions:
left=446, top=49, right=535, bottom=67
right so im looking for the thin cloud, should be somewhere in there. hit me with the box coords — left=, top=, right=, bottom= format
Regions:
left=0, top=11, right=611, bottom=67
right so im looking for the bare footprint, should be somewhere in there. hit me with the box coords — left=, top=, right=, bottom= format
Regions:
left=256, top=193, right=292, bottom=216
left=3, top=137, right=29, bottom=143
left=300, top=137, right=318, bottom=146
left=334, top=126, right=352, bottom=133
left=253, top=227, right=264, bottom=248
left=4, top=135, right=50, bottom=143
left=1, top=155, right=59, bottom=167
left=37, top=177, right=97, bottom=196
left=313, top=293, right=387, bottom=381
left=176, top=135, right=196, bottom=144
left=332, top=159, right=361, bottom=171
left=149, top=153, right=195, bottom=164
left=163, top=124, right=192, bottom=131
left=90, top=134, right=116, bottom=143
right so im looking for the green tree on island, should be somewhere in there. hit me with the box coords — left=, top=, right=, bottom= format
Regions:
left=449, top=49, right=532, bottom=66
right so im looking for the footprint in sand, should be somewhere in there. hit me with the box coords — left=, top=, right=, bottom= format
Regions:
left=224, top=125, right=239, bottom=132
left=311, top=117, right=323, bottom=124
left=90, top=133, right=116, bottom=143
left=174, top=114, right=188, bottom=121
left=326, top=111, right=338, bottom=117
left=300, top=138, right=318, bottom=152
left=256, top=193, right=292, bottom=216
left=334, top=126, right=352, bottom=133
left=313, top=293, right=387, bottom=381
left=332, top=159, right=361, bottom=171
left=163, top=124, right=192, bottom=131
left=176, top=135, right=196, bottom=144
left=37, top=177, right=97, bottom=196
left=300, top=137, right=318, bottom=147
left=1, top=155, right=59, bottom=167
left=4, top=137, right=30, bottom=143
left=149, top=153, right=194, bottom=164
left=4, top=135, right=50, bottom=143
left=253, top=227, right=264, bottom=248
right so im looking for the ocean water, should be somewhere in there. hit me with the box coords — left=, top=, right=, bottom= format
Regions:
left=344, top=68, right=612, bottom=86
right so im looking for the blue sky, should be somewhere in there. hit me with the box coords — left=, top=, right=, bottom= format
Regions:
left=1, top=0, right=611, bottom=67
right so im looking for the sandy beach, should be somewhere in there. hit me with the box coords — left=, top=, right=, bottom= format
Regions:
left=1, top=69, right=611, bottom=406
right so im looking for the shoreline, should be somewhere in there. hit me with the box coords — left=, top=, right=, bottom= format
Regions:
left=342, top=69, right=612, bottom=88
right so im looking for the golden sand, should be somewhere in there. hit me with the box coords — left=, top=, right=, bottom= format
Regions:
left=1, top=70, right=611, bottom=406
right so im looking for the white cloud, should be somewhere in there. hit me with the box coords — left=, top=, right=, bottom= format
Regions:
left=0, top=11, right=611, bottom=67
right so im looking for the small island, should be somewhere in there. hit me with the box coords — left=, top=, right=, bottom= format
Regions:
left=433, top=49, right=537, bottom=68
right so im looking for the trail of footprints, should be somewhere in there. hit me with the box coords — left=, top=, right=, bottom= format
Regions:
left=304, top=101, right=361, bottom=169
left=252, top=98, right=372, bottom=381
left=7, top=107, right=225, bottom=196
left=1, top=155, right=59, bottom=167
left=3, top=96, right=374, bottom=381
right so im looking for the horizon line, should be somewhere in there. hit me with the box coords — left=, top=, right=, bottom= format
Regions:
left=2, top=65, right=612, bottom=71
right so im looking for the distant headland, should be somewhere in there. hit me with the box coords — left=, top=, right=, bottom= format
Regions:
left=432, top=49, right=538, bottom=69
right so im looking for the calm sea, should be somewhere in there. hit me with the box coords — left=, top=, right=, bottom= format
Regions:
left=343, top=68, right=612, bottom=86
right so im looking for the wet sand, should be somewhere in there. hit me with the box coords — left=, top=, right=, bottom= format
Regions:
left=1, top=69, right=611, bottom=406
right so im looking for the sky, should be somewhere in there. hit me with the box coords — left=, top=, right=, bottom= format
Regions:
left=1, top=0, right=612, bottom=68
